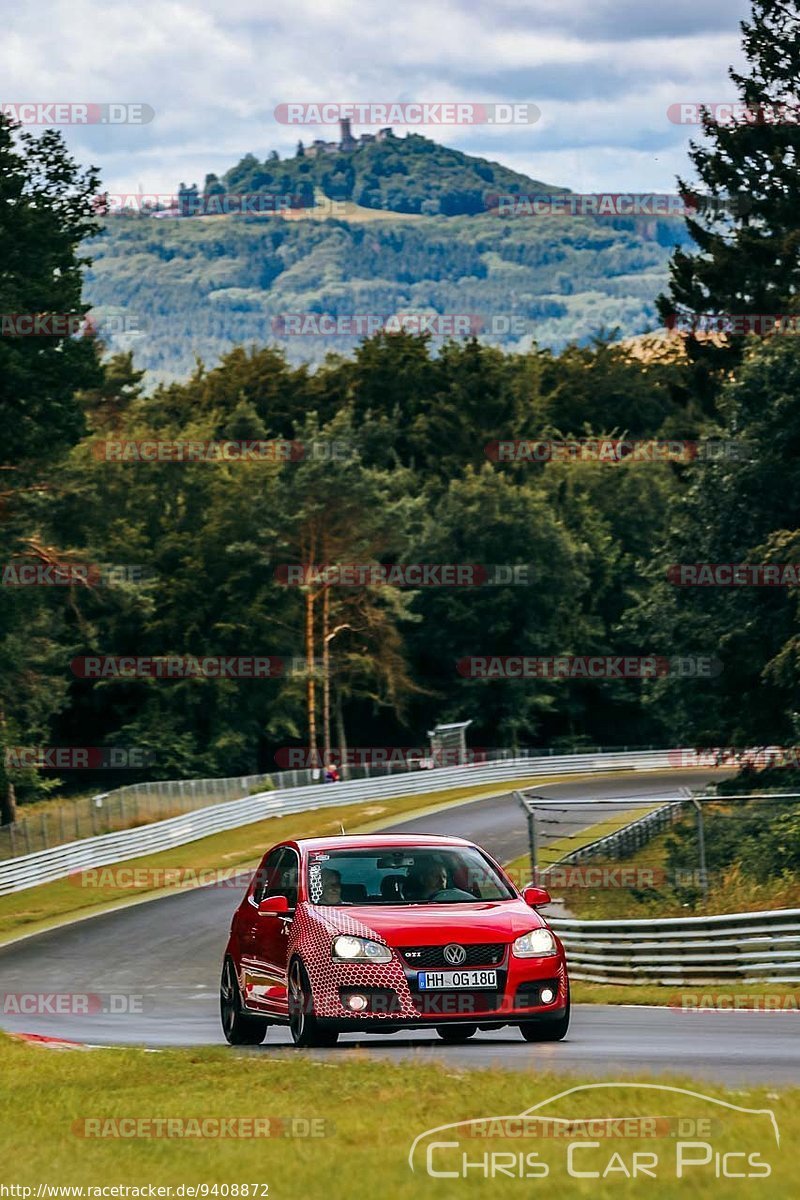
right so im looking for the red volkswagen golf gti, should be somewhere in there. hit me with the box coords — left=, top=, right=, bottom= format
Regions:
left=220, top=834, right=570, bottom=1047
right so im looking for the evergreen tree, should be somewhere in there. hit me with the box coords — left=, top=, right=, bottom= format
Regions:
left=0, top=115, right=103, bottom=823
left=658, top=0, right=800, bottom=403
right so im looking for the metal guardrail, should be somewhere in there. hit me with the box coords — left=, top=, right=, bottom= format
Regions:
left=0, top=773, right=277, bottom=861
left=554, top=801, right=683, bottom=866
left=0, top=744, right=664, bottom=861
left=527, top=795, right=800, bottom=984
left=0, top=748, right=693, bottom=895
left=4, top=749, right=795, bottom=986
left=550, top=909, right=800, bottom=985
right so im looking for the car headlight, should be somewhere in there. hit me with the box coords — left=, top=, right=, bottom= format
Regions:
left=332, top=934, right=392, bottom=963
left=512, top=928, right=557, bottom=958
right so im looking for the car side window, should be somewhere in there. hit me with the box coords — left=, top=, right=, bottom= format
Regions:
left=274, top=847, right=299, bottom=909
left=253, top=848, right=283, bottom=905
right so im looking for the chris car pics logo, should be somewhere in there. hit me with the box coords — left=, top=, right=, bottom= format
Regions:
left=408, top=1083, right=779, bottom=1181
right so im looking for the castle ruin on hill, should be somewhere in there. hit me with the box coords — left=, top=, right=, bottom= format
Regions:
left=303, top=119, right=393, bottom=158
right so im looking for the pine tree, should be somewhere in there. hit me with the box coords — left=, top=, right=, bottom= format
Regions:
left=0, top=115, right=103, bottom=823
left=658, top=0, right=800, bottom=403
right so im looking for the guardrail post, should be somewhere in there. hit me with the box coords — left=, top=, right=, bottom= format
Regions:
left=514, top=791, right=542, bottom=883
left=691, top=797, right=709, bottom=900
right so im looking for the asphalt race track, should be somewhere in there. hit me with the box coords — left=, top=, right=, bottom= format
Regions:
left=1, top=768, right=798, bottom=1084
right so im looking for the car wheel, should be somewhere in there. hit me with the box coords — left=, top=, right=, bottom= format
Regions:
left=220, top=958, right=269, bottom=1046
left=435, top=1024, right=478, bottom=1043
left=288, top=958, right=339, bottom=1047
left=519, top=999, right=570, bottom=1042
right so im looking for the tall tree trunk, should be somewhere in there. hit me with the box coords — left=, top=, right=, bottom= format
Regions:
left=0, top=706, right=18, bottom=826
left=322, top=584, right=331, bottom=764
left=335, top=688, right=348, bottom=781
left=304, top=590, right=317, bottom=767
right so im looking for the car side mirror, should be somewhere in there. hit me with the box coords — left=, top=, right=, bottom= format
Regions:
left=258, top=895, right=290, bottom=915
left=522, top=885, right=552, bottom=908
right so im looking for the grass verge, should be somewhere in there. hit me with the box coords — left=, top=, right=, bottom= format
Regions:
left=571, top=981, right=800, bottom=1006
left=0, top=1034, right=795, bottom=1196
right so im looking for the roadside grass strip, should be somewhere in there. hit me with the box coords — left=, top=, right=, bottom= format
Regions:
left=0, top=1033, right=796, bottom=1196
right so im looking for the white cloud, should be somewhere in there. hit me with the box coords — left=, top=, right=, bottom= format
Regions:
left=1, top=0, right=751, bottom=194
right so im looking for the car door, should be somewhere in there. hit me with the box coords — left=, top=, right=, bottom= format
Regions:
left=240, top=846, right=298, bottom=1016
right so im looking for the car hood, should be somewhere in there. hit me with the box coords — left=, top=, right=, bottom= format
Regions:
left=313, top=900, right=548, bottom=944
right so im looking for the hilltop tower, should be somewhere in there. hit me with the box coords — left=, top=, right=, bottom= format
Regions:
left=339, top=118, right=357, bottom=151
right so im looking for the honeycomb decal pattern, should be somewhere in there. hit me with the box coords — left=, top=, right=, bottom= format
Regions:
left=288, top=902, right=418, bottom=1020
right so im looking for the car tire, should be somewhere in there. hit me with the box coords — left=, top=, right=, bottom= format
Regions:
left=288, top=957, right=339, bottom=1047
left=519, top=998, right=570, bottom=1042
left=435, top=1024, right=478, bottom=1043
left=220, top=957, right=269, bottom=1046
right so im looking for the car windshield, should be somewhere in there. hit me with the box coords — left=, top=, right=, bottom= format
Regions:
left=306, top=846, right=515, bottom=905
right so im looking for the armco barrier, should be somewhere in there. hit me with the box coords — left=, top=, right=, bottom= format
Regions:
left=550, top=909, right=800, bottom=985
left=554, top=801, right=683, bottom=865
left=0, top=745, right=663, bottom=860
left=0, top=748, right=698, bottom=895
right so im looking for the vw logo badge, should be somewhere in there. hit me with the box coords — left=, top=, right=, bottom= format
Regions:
left=443, top=943, right=467, bottom=965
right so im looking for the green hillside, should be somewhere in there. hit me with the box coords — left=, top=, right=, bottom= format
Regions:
left=85, top=208, right=690, bottom=381
left=215, top=130, right=563, bottom=216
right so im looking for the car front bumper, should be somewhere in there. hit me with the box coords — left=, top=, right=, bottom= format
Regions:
left=310, top=953, right=569, bottom=1025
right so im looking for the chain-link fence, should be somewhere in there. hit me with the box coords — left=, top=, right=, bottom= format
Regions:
left=0, top=744, right=661, bottom=862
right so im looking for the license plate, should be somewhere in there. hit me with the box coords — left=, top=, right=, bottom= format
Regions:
left=417, top=969, right=497, bottom=990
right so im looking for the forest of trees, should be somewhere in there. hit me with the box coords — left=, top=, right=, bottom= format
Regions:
left=215, top=132, right=560, bottom=216
left=84, top=206, right=689, bottom=381
left=1, top=0, right=799, bottom=821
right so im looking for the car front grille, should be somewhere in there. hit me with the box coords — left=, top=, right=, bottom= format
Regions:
left=400, top=943, right=506, bottom=968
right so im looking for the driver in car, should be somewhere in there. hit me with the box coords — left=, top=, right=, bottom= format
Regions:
left=404, top=857, right=474, bottom=902
left=320, top=867, right=343, bottom=904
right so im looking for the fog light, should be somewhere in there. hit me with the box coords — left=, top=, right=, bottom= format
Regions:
left=540, top=987, right=556, bottom=1004
left=347, top=994, right=368, bottom=1012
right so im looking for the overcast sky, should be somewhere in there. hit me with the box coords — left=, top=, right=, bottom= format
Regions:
left=1, top=0, right=753, bottom=198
